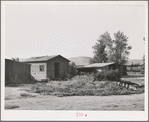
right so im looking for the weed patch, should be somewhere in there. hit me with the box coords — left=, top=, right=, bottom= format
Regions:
left=30, top=74, right=144, bottom=97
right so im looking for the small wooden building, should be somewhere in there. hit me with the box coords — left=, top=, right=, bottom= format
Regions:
left=22, top=55, right=70, bottom=81
left=5, top=59, right=31, bottom=85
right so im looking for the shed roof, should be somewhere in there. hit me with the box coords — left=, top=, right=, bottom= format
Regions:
left=78, top=62, right=115, bottom=68
left=22, top=55, right=70, bottom=63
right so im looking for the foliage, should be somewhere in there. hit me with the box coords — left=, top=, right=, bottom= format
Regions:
left=108, top=31, right=132, bottom=67
left=68, top=62, right=78, bottom=77
left=95, top=71, right=105, bottom=81
left=91, top=31, right=132, bottom=68
left=31, top=74, right=144, bottom=97
left=72, top=74, right=95, bottom=82
left=90, top=32, right=111, bottom=63
left=95, top=69, right=121, bottom=81
left=106, top=69, right=121, bottom=81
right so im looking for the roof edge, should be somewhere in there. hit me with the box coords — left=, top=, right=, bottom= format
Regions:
left=21, top=55, right=70, bottom=63
left=48, top=55, right=70, bottom=62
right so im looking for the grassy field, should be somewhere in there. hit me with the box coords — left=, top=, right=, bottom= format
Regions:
left=5, top=75, right=145, bottom=110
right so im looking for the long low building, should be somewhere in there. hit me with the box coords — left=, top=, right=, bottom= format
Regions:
left=77, top=62, right=127, bottom=76
left=77, top=62, right=116, bottom=73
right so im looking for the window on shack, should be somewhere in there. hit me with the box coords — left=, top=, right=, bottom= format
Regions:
left=39, top=65, right=44, bottom=72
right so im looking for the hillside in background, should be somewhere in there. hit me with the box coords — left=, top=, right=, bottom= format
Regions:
left=69, top=56, right=93, bottom=66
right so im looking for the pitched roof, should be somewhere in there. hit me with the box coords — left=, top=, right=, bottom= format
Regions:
left=22, top=55, right=70, bottom=62
left=78, top=62, right=115, bottom=68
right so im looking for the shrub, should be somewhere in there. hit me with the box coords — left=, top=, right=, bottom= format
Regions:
left=105, top=69, right=121, bottom=81
left=69, top=62, right=78, bottom=77
left=95, top=69, right=121, bottom=81
left=72, top=74, right=94, bottom=82
left=30, top=74, right=144, bottom=97
left=95, top=71, right=105, bottom=81
left=76, top=89, right=95, bottom=96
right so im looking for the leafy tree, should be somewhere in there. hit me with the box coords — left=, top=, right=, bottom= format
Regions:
left=108, top=31, right=132, bottom=67
left=91, top=31, right=132, bottom=69
left=90, top=32, right=112, bottom=63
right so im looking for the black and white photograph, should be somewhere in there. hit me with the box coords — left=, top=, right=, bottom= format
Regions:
left=1, top=1, right=148, bottom=121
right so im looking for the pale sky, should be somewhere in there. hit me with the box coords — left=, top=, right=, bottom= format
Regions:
left=3, top=1, right=147, bottom=60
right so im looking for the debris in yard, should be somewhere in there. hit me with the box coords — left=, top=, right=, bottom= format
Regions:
left=129, top=85, right=137, bottom=91
left=116, top=80, right=141, bottom=91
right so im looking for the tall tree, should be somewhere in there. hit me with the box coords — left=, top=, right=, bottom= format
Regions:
left=90, top=32, right=112, bottom=63
left=108, top=31, right=132, bottom=67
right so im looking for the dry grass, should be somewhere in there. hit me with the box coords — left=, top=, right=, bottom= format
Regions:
left=5, top=93, right=144, bottom=110
left=5, top=87, right=38, bottom=100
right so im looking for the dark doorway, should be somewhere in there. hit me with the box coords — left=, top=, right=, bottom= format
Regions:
left=55, top=63, right=60, bottom=78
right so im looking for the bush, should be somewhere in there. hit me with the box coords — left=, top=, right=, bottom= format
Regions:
left=76, top=89, right=95, bottom=96
left=95, top=72, right=105, bottom=81
left=69, top=62, right=78, bottom=77
left=72, top=74, right=95, bottom=82
left=31, top=78, right=144, bottom=97
left=95, top=69, right=121, bottom=81
left=105, top=69, right=121, bottom=81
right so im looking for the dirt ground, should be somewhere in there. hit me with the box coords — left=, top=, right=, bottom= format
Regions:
left=5, top=84, right=144, bottom=110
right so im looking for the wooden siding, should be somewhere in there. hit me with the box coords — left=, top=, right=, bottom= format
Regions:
left=5, top=59, right=31, bottom=85
left=29, top=62, right=47, bottom=81
left=47, top=56, right=69, bottom=79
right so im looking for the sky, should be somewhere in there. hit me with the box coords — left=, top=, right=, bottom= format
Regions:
left=3, top=1, right=147, bottom=60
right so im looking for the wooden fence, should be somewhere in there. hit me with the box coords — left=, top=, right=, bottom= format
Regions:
left=5, top=59, right=31, bottom=85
